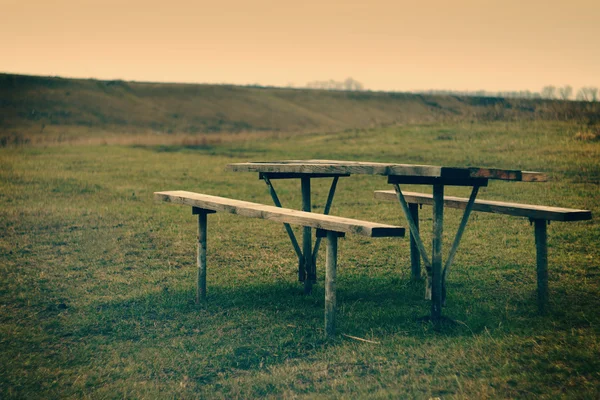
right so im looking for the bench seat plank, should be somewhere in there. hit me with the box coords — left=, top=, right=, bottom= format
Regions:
left=374, top=190, right=591, bottom=222
left=156, top=191, right=405, bottom=237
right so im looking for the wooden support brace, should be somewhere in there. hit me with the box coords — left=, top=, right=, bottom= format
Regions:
left=316, top=229, right=345, bottom=238
left=262, top=176, right=304, bottom=265
left=408, top=203, right=421, bottom=280
left=312, top=176, right=340, bottom=264
left=393, top=184, right=432, bottom=269
left=441, top=185, right=480, bottom=304
left=534, top=219, right=548, bottom=314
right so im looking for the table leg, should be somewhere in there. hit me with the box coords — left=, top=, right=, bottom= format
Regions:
left=301, top=177, right=314, bottom=294
left=431, top=184, right=444, bottom=322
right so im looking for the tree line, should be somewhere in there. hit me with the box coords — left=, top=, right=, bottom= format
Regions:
left=304, top=77, right=364, bottom=91
left=297, top=78, right=599, bottom=102
left=416, top=85, right=598, bottom=102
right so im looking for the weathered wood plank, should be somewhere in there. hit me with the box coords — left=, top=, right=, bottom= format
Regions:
left=228, top=160, right=547, bottom=182
left=228, top=161, right=394, bottom=176
left=387, top=175, right=489, bottom=187
left=156, top=191, right=405, bottom=238
left=467, top=167, right=547, bottom=182
left=259, top=172, right=350, bottom=180
left=374, top=190, right=591, bottom=221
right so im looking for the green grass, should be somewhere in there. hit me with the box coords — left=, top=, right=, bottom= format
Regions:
left=1, top=121, right=599, bottom=398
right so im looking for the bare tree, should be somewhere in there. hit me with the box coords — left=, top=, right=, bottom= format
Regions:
left=576, top=87, right=599, bottom=102
left=306, top=77, right=364, bottom=91
left=558, top=85, right=572, bottom=100
left=541, top=85, right=556, bottom=99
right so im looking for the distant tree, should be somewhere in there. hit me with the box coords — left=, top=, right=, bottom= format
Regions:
left=520, top=90, right=533, bottom=99
left=558, top=85, right=572, bottom=100
left=576, top=87, right=599, bottom=102
left=541, top=85, right=556, bottom=99
left=306, top=77, right=364, bottom=91
left=343, top=77, right=364, bottom=91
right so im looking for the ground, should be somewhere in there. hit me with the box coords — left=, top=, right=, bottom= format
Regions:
left=1, top=121, right=599, bottom=398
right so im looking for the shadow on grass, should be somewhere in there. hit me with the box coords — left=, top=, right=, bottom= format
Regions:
left=66, top=273, right=562, bottom=346
left=27, top=271, right=600, bottom=392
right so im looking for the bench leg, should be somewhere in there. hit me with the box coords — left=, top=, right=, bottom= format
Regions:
left=431, top=184, right=444, bottom=322
left=196, top=211, right=208, bottom=303
left=534, top=219, right=548, bottom=314
left=409, top=203, right=421, bottom=280
left=325, top=231, right=338, bottom=337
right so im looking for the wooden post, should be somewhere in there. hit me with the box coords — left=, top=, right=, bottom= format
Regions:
left=409, top=203, right=421, bottom=280
left=301, top=177, right=314, bottom=293
left=325, top=231, right=338, bottom=337
left=534, top=219, right=548, bottom=314
left=431, top=184, right=444, bottom=322
left=197, top=210, right=208, bottom=303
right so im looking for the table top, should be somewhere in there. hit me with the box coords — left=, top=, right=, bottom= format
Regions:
left=227, top=159, right=547, bottom=182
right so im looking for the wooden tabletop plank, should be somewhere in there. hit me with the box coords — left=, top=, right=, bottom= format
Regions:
left=156, top=191, right=405, bottom=237
left=227, top=160, right=547, bottom=182
left=374, top=190, right=591, bottom=221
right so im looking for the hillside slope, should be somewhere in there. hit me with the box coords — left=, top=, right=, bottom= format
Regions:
left=1, top=74, right=598, bottom=139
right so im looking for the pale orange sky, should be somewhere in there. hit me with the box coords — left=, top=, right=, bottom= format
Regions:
left=2, top=0, right=599, bottom=92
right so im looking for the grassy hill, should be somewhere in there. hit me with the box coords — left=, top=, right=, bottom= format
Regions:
left=1, top=73, right=599, bottom=145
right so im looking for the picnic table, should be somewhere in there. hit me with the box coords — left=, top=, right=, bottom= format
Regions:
left=227, top=160, right=548, bottom=322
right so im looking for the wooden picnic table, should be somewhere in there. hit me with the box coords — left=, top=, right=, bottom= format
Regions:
left=227, top=159, right=547, bottom=322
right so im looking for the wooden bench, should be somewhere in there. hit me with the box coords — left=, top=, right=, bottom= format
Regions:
left=155, top=190, right=405, bottom=337
left=374, top=190, right=592, bottom=312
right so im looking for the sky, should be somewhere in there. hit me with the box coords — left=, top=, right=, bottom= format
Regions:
left=1, top=0, right=599, bottom=93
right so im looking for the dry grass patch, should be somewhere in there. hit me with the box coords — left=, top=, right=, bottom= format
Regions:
left=574, top=128, right=600, bottom=142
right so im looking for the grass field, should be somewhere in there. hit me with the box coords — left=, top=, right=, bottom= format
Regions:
left=1, top=120, right=599, bottom=398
